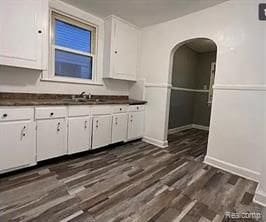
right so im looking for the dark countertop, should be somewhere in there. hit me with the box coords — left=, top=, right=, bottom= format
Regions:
left=0, top=93, right=147, bottom=106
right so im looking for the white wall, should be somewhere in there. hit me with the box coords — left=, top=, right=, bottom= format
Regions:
left=0, top=66, right=129, bottom=95
left=137, top=0, right=266, bottom=186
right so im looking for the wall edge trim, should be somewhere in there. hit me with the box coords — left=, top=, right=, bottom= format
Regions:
left=144, top=83, right=172, bottom=88
left=254, top=185, right=266, bottom=207
left=168, top=124, right=193, bottom=134
left=142, top=136, right=168, bottom=148
left=204, top=155, right=260, bottom=182
left=168, top=124, right=209, bottom=134
left=192, top=124, right=209, bottom=131
left=144, top=83, right=266, bottom=91
left=171, top=86, right=209, bottom=93
left=213, top=84, right=266, bottom=91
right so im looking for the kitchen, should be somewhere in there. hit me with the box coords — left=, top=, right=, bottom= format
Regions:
left=0, top=0, right=266, bottom=221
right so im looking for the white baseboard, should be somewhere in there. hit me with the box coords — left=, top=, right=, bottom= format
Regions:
left=204, top=155, right=260, bottom=182
left=192, top=124, right=209, bottom=131
left=142, top=136, right=168, bottom=148
left=168, top=124, right=192, bottom=134
left=254, top=185, right=266, bottom=207
left=168, top=124, right=209, bottom=134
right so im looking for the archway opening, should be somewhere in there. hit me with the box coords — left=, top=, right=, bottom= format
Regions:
left=167, top=38, right=217, bottom=161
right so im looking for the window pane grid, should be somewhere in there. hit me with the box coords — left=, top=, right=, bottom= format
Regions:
left=54, top=45, right=93, bottom=57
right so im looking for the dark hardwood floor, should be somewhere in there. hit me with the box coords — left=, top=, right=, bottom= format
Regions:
left=0, top=129, right=264, bottom=222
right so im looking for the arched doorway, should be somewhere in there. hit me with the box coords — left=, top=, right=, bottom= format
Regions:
left=167, top=38, right=217, bottom=160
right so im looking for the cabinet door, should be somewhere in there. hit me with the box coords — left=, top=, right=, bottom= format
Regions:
left=112, top=113, right=128, bottom=144
left=128, top=111, right=144, bottom=140
left=0, top=121, right=36, bottom=172
left=37, top=118, right=67, bottom=161
left=92, top=115, right=112, bottom=149
left=68, top=117, right=92, bottom=154
left=113, top=19, right=138, bottom=80
left=0, top=0, right=45, bottom=69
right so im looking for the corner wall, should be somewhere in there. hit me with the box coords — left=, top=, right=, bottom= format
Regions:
left=137, top=0, right=266, bottom=181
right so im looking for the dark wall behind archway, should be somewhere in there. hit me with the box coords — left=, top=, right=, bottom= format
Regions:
left=168, top=40, right=217, bottom=130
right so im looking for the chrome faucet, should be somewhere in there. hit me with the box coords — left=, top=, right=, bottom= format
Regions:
left=79, top=91, right=86, bottom=98
left=78, top=91, right=92, bottom=100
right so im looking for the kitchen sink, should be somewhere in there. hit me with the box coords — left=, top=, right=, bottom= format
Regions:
left=63, top=98, right=105, bottom=103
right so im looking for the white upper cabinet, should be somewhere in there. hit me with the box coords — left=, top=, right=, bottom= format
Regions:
left=103, top=16, right=139, bottom=81
left=0, top=0, right=48, bottom=70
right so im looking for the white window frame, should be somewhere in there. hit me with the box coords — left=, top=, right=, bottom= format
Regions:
left=51, top=10, right=96, bottom=83
left=42, top=1, right=104, bottom=86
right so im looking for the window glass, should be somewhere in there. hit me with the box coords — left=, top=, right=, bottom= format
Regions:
left=55, top=19, right=91, bottom=53
left=55, top=49, right=92, bottom=79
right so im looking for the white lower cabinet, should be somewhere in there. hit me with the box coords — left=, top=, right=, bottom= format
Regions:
left=112, top=113, right=128, bottom=143
left=0, top=104, right=145, bottom=174
left=68, top=117, right=92, bottom=154
left=0, top=120, right=36, bottom=172
left=36, top=106, right=67, bottom=161
left=36, top=118, right=67, bottom=161
left=128, top=111, right=144, bottom=140
left=92, top=115, right=112, bottom=149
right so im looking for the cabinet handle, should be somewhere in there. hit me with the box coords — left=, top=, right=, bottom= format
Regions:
left=50, top=112, right=54, bottom=117
left=114, top=51, right=118, bottom=54
left=38, top=30, right=42, bottom=34
left=115, top=117, right=118, bottom=125
left=21, top=126, right=26, bottom=137
left=84, top=120, right=88, bottom=129
left=120, top=108, right=122, bottom=111
left=57, top=122, right=60, bottom=132
left=96, top=120, right=99, bottom=128
left=2, top=113, right=7, bottom=118
left=137, top=107, right=139, bottom=110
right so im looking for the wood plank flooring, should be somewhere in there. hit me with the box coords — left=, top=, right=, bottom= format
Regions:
left=0, top=129, right=264, bottom=222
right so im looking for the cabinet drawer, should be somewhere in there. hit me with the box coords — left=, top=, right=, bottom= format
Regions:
left=128, top=105, right=144, bottom=112
left=112, top=105, right=128, bottom=114
left=0, top=108, right=34, bottom=122
left=68, top=106, right=91, bottom=117
left=91, top=106, right=112, bottom=116
left=35, top=107, right=67, bottom=120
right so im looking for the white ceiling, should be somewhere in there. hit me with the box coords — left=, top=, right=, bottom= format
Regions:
left=186, top=38, right=217, bottom=53
left=61, top=0, right=229, bottom=27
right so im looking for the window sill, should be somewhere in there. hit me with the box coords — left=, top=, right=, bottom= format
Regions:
left=41, top=76, right=104, bottom=86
